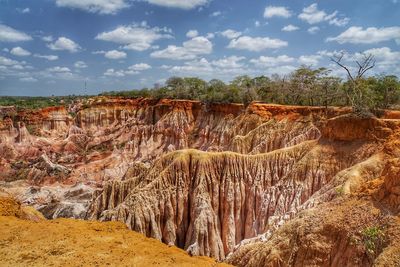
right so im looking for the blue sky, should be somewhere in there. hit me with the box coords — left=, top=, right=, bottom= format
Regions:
left=0, top=0, right=399, bottom=96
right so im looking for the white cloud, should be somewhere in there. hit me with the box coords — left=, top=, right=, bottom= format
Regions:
left=0, top=24, right=32, bottom=42
left=74, top=61, right=88, bottom=68
left=0, top=56, right=20, bottom=66
left=308, top=26, right=320, bottom=34
left=255, top=21, right=261, bottom=27
left=143, top=0, right=210, bottom=9
left=55, top=0, right=129, bottom=14
left=329, top=17, right=350, bottom=27
left=327, top=26, right=400, bottom=44
left=128, top=63, right=151, bottom=71
left=17, top=8, right=30, bottom=14
left=33, top=54, right=59, bottom=61
left=211, top=56, right=245, bottom=68
left=263, top=6, right=291, bottom=18
left=282, top=24, right=299, bottom=32
left=103, top=63, right=151, bottom=77
left=47, top=66, right=71, bottom=72
left=95, top=23, right=172, bottom=51
left=321, top=47, right=400, bottom=76
left=42, top=35, right=53, bottom=42
left=20, top=77, right=37, bottom=82
left=227, top=36, right=288, bottom=52
left=104, top=68, right=125, bottom=77
left=298, top=3, right=346, bottom=26
left=104, top=50, right=127, bottom=59
left=186, top=30, right=199, bottom=38
left=48, top=37, right=81, bottom=52
left=162, top=56, right=261, bottom=79
left=250, top=55, right=294, bottom=67
left=356, top=47, right=400, bottom=72
left=299, top=55, right=321, bottom=65
left=151, top=36, right=212, bottom=60
left=220, top=29, right=242, bottom=39
left=10, top=47, right=31, bottom=57
left=210, top=11, right=221, bottom=17
left=206, top=33, right=215, bottom=39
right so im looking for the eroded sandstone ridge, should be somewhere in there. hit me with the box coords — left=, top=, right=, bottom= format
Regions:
left=1, top=98, right=400, bottom=265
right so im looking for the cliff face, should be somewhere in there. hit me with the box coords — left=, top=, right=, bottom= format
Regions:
left=226, top=126, right=400, bottom=267
left=1, top=98, right=400, bottom=265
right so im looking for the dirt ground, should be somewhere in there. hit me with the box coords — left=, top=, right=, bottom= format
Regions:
left=0, top=196, right=230, bottom=267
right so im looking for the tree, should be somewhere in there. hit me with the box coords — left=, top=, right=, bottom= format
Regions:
left=331, top=53, right=376, bottom=115
left=371, top=75, right=400, bottom=109
left=231, top=75, right=259, bottom=106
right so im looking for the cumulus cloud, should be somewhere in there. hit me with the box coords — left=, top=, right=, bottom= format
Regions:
left=308, top=26, right=320, bottom=34
left=143, top=0, right=210, bottom=9
left=104, top=68, right=125, bottom=77
left=74, top=61, right=88, bottom=68
left=250, top=55, right=294, bottom=67
left=164, top=57, right=248, bottom=78
left=10, top=47, right=31, bottom=57
left=103, top=63, right=151, bottom=77
left=104, top=50, right=127, bottom=59
left=95, top=23, right=172, bottom=51
left=186, top=30, right=199, bottom=38
left=355, top=47, right=400, bottom=73
left=211, top=56, right=246, bottom=69
left=298, top=3, right=336, bottom=24
left=33, top=54, right=59, bottom=61
left=151, top=36, right=212, bottom=60
left=128, top=63, right=151, bottom=71
left=220, top=29, right=242, bottom=39
left=0, top=24, right=32, bottom=42
left=299, top=55, right=321, bottom=65
left=327, top=26, right=400, bottom=44
left=319, top=47, right=400, bottom=76
left=282, top=25, right=299, bottom=32
left=0, top=56, right=20, bottom=66
left=298, top=3, right=348, bottom=26
left=55, top=0, right=129, bottom=14
left=42, top=36, right=53, bottom=42
left=263, top=6, right=291, bottom=18
left=48, top=37, right=81, bottom=52
left=47, top=66, right=71, bottom=72
left=227, top=36, right=287, bottom=52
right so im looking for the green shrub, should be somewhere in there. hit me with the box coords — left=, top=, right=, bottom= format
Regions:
left=361, top=226, right=385, bottom=258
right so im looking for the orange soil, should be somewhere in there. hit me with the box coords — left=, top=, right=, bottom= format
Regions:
left=0, top=196, right=230, bottom=267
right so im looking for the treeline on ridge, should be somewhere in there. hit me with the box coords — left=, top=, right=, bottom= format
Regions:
left=102, top=66, right=400, bottom=112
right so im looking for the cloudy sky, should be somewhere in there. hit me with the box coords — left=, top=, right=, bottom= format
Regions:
left=0, top=0, right=399, bottom=96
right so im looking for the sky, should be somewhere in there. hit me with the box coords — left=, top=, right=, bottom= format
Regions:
left=0, top=0, right=399, bottom=96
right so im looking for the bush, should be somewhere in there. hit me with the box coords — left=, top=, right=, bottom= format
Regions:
left=361, top=226, right=385, bottom=258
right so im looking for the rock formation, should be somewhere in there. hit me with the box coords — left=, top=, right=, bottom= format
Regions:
left=1, top=97, right=400, bottom=265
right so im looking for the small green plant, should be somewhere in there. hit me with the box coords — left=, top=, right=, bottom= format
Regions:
left=361, top=226, right=385, bottom=258
left=335, top=186, right=345, bottom=196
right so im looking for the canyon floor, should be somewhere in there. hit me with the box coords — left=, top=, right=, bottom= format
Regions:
left=1, top=97, right=400, bottom=266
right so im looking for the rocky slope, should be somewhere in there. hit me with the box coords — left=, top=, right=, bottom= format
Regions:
left=1, top=97, right=400, bottom=265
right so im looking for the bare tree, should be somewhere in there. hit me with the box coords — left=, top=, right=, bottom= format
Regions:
left=331, top=52, right=375, bottom=115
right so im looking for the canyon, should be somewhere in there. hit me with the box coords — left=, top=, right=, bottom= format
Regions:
left=1, top=97, right=400, bottom=266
